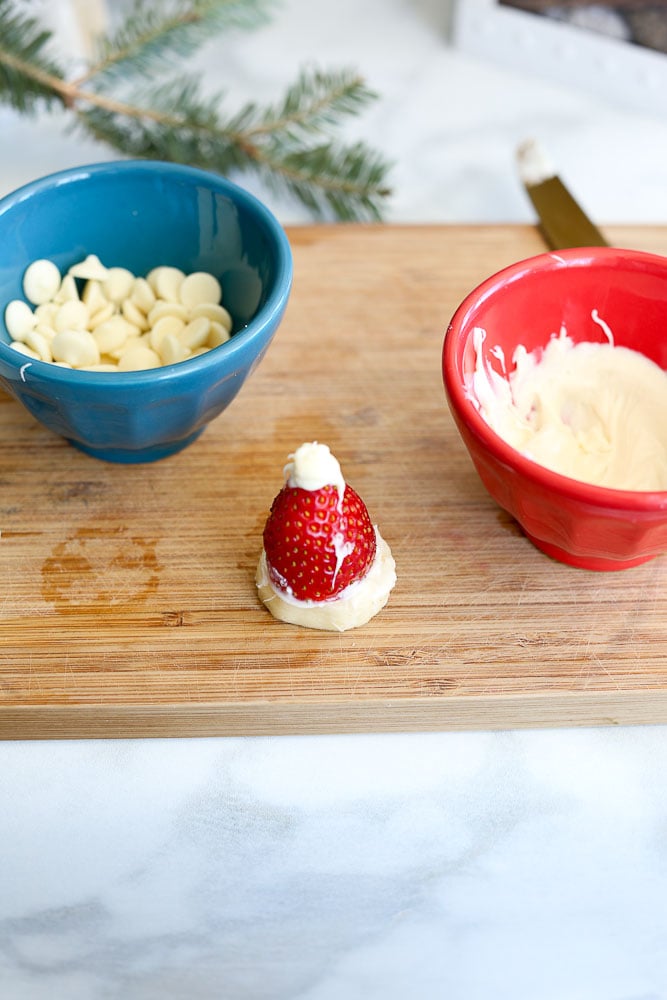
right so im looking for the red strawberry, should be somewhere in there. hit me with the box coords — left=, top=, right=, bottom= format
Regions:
left=263, top=482, right=377, bottom=602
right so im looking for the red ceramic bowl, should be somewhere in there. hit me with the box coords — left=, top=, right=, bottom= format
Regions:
left=443, top=246, right=667, bottom=570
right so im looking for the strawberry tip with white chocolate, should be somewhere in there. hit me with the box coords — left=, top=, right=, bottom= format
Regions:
left=256, top=442, right=396, bottom=631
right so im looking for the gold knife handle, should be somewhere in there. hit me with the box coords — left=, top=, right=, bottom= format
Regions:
left=525, top=175, right=608, bottom=250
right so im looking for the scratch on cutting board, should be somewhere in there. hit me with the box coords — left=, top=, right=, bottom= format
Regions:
left=343, top=639, right=367, bottom=695
left=354, top=646, right=461, bottom=695
left=24, top=654, right=43, bottom=695
left=285, top=652, right=296, bottom=696
left=419, top=676, right=461, bottom=695
left=24, top=655, right=33, bottom=695
left=576, top=642, right=620, bottom=690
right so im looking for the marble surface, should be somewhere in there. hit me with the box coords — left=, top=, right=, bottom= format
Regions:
left=2, top=1, right=667, bottom=997
left=5, top=729, right=667, bottom=998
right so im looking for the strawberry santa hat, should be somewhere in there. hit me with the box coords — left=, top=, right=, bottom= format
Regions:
left=256, top=442, right=396, bottom=631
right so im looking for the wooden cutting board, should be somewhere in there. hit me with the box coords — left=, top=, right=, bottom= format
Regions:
left=2, top=224, right=667, bottom=740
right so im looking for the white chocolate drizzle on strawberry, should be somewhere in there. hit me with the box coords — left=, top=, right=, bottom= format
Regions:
left=331, top=531, right=355, bottom=587
left=284, top=441, right=345, bottom=506
left=256, top=528, right=396, bottom=632
left=269, top=564, right=294, bottom=598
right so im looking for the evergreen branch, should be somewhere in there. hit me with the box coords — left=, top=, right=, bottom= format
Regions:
left=77, top=0, right=272, bottom=87
left=242, top=67, right=379, bottom=140
left=260, top=140, right=392, bottom=221
left=0, top=0, right=393, bottom=221
left=0, top=0, right=67, bottom=112
left=77, top=87, right=392, bottom=220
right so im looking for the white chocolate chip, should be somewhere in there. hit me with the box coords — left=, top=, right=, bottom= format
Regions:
left=54, top=273, right=80, bottom=304
left=145, top=267, right=161, bottom=292
left=52, top=329, right=100, bottom=367
left=102, top=267, right=135, bottom=304
left=23, top=259, right=62, bottom=305
left=24, top=329, right=53, bottom=362
left=117, top=342, right=161, bottom=371
left=5, top=299, right=36, bottom=340
left=88, top=301, right=116, bottom=329
left=207, top=321, right=231, bottom=348
left=121, top=297, right=149, bottom=331
left=92, top=316, right=131, bottom=354
left=34, top=302, right=59, bottom=326
left=54, top=300, right=89, bottom=334
left=107, top=333, right=140, bottom=361
left=121, top=321, right=141, bottom=339
left=130, top=277, right=156, bottom=315
left=82, top=279, right=108, bottom=314
left=149, top=314, right=185, bottom=352
left=152, top=266, right=185, bottom=303
left=147, top=300, right=189, bottom=326
left=179, top=316, right=210, bottom=350
left=68, top=254, right=109, bottom=282
left=157, top=332, right=190, bottom=366
left=178, top=271, right=222, bottom=309
left=190, top=301, right=233, bottom=331
left=34, top=322, right=56, bottom=342
left=9, top=340, right=40, bottom=359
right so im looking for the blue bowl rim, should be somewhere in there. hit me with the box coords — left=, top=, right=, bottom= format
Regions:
left=0, top=160, right=293, bottom=388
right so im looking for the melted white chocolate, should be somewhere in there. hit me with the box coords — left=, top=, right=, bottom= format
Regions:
left=471, top=324, right=667, bottom=491
left=256, top=528, right=396, bottom=632
left=284, top=441, right=345, bottom=501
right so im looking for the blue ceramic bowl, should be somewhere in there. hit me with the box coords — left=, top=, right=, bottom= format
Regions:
left=0, top=161, right=292, bottom=462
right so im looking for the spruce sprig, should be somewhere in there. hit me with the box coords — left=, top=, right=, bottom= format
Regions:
left=81, top=0, right=273, bottom=86
left=0, top=0, right=392, bottom=221
left=0, top=0, right=67, bottom=112
left=252, top=67, right=380, bottom=140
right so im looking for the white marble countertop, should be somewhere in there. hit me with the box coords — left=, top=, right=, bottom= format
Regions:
left=2, top=2, right=667, bottom=997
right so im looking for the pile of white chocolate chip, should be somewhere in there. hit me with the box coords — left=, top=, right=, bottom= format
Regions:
left=3, top=255, right=233, bottom=371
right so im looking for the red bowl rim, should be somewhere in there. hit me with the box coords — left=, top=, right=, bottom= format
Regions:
left=443, top=245, right=667, bottom=514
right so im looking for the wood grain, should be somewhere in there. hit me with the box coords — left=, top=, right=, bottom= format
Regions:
left=2, top=224, right=666, bottom=739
